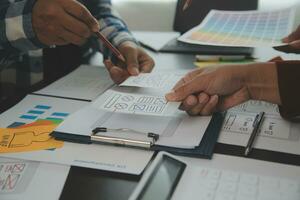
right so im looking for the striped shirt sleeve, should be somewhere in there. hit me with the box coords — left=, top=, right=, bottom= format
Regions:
left=0, top=0, right=45, bottom=53
left=81, top=0, right=138, bottom=56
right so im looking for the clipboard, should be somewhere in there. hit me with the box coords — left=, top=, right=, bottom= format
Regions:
left=51, top=112, right=225, bottom=159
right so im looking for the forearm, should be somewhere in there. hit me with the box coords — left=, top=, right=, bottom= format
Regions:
left=0, top=0, right=45, bottom=52
left=243, top=62, right=281, bottom=105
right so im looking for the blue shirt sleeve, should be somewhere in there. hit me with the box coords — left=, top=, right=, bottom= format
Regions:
left=0, top=0, right=45, bottom=53
left=80, top=0, right=138, bottom=57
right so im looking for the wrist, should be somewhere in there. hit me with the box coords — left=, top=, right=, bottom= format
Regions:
left=112, top=32, right=139, bottom=48
left=244, top=62, right=281, bottom=104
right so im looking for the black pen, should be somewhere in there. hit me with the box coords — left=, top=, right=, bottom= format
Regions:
left=244, top=112, right=265, bottom=156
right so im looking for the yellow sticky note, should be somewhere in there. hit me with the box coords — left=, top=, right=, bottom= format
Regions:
left=0, top=124, right=63, bottom=153
left=194, top=61, right=222, bottom=68
left=194, top=61, right=255, bottom=68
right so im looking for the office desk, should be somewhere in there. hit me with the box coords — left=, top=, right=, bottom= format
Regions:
left=1, top=47, right=300, bottom=200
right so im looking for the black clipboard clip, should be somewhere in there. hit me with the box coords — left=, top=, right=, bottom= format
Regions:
left=91, top=127, right=159, bottom=149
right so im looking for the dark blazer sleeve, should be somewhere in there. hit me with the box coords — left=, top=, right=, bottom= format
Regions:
left=276, top=61, right=300, bottom=121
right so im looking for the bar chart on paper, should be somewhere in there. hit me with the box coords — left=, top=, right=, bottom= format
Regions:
left=179, top=8, right=295, bottom=47
left=0, top=95, right=88, bottom=153
left=8, top=104, right=69, bottom=128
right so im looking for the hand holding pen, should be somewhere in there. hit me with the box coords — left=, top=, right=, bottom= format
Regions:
left=33, top=0, right=155, bottom=85
left=102, top=40, right=155, bottom=84
left=94, top=29, right=154, bottom=85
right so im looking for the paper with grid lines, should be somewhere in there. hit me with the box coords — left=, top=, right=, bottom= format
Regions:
left=179, top=8, right=295, bottom=47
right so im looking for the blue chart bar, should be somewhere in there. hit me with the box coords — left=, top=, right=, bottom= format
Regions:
left=35, top=105, right=51, bottom=110
left=7, top=122, right=26, bottom=128
left=46, top=117, right=63, bottom=121
left=20, top=115, right=38, bottom=120
left=28, top=110, right=45, bottom=115
left=51, top=112, right=69, bottom=117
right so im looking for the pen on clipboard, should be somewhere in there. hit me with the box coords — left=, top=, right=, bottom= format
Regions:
left=244, top=112, right=265, bottom=156
left=94, top=31, right=126, bottom=63
left=182, top=0, right=192, bottom=11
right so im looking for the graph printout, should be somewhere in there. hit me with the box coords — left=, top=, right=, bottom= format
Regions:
left=179, top=8, right=295, bottom=47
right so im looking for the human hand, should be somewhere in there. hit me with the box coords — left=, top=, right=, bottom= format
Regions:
left=165, top=63, right=280, bottom=116
left=282, top=25, right=300, bottom=49
left=32, top=0, right=100, bottom=46
left=104, top=41, right=155, bottom=84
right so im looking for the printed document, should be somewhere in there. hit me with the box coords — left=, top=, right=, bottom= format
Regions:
left=0, top=157, right=69, bottom=200
left=93, top=89, right=180, bottom=117
left=218, top=100, right=300, bottom=155
left=120, top=72, right=184, bottom=90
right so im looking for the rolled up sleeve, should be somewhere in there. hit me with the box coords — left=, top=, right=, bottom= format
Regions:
left=276, top=60, right=300, bottom=121
left=81, top=0, right=137, bottom=58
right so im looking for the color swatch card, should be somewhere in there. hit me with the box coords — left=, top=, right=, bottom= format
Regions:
left=179, top=8, right=295, bottom=47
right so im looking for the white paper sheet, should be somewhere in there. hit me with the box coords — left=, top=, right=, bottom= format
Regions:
left=1, top=142, right=154, bottom=175
left=185, top=153, right=300, bottom=178
left=92, top=89, right=180, bottom=117
left=34, top=65, right=114, bottom=100
left=179, top=8, right=295, bottom=47
left=218, top=100, right=300, bottom=155
left=0, top=157, right=69, bottom=200
left=0, top=94, right=153, bottom=175
left=120, top=72, right=184, bottom=90
left=132, top=31, right=180, bottom=51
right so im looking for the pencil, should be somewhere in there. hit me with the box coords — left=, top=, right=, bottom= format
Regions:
left=182, top=0, right=192, bottom=11
left=94, top=31, right=126, bottom=63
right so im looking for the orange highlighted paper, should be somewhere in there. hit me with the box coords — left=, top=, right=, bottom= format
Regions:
left=0, top=121, right=63, bottom=153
